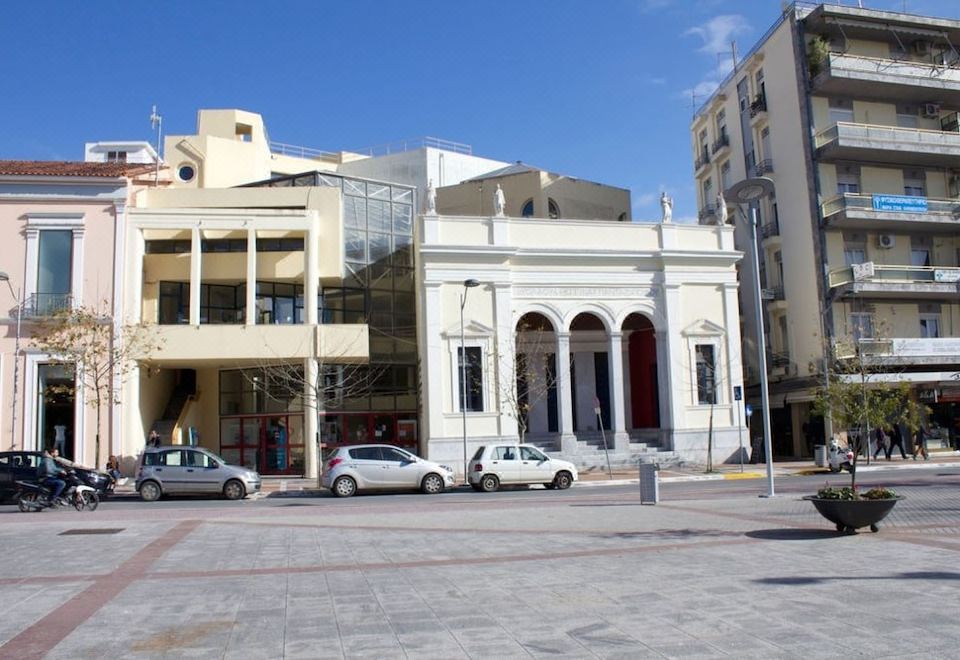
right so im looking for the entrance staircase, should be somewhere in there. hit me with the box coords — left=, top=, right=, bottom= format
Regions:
left=525, top=430, right=683, bottom=470
left=151, top=372, right=197, bottom=444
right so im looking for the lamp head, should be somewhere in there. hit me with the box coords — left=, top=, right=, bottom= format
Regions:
left=0, top=272, right=9, bottom=282
left=463, top=279, right=480, bottom=288
left=725, top=177, right=775, bottom=204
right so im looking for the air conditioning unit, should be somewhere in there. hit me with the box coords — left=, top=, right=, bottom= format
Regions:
left=877, top=234, right=896, bottom=249
left=913, top=40, right=930, bottom=56
left=922, top=102, right=941, bottom=118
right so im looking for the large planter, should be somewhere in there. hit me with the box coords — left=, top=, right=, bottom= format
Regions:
left=803, top=496, right=902, bottom=533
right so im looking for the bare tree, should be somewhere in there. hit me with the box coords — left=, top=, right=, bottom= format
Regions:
left=31, top=302, right=163, bottom=468
left=490, top=319, right=558, bottom=444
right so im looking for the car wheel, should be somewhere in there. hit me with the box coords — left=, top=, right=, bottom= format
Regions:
left=18, top=491, right=39, bottom=512
left=332, top=476, right=357, bottom=498
left=75, top=491, right=99, bottom=512
left=480, top=474, right=499, bottom=493
left=223, top=479, right=246, bottom=500
left=553, top=471, right=573, bottom=490
left=421, top=473, right=445, bottom=495
left=139, top=481, right=162, bottom=502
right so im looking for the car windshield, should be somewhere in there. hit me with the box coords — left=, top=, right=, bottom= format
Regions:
left=199, top=449, right=226, bottom=465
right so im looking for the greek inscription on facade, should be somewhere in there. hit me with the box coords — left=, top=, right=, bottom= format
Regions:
left=513, top=287, right=656, bottom=299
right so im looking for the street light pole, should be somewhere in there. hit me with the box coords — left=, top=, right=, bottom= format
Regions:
left=725, top=178, right=776, bottom=498
left=0, top=272, right=22, bottom=451
left=459, top=278, right=480, bottom=483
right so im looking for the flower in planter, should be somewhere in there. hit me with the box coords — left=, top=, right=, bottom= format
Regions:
left=861, top=486, right=897, bottom=500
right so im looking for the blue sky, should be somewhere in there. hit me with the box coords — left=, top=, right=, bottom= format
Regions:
left=2, top=0, right=959, bottom=222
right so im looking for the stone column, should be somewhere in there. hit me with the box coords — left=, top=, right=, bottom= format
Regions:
left=556, top=331, right=577, bottom=453
left=189, top=226, right=201, bottom=325
left=70, top=226, right=85, bottom=309
left=304, top=357, right=319, bottom=479
left=493, top=283, right=518, bottom=440
left=608, top=331, right=629, bottom=451
left=660, top=282, right=685, bottom=449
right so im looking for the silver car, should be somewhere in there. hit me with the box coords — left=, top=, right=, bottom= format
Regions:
left=136, top=446, right=261, bottom=501
left=321, top=444, right=455, bottom=497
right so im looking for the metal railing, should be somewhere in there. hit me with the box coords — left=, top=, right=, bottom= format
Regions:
left=694, top=151, right=711, bottom=171
left=815, top=121, right=960, bottom=150
left=829, top=264, right=960, bottom=288
left=749, top=94, right=768, bottom=118
left=752, top=159, right=774, bottom=176
left=270, top=136, right=473, bottom=160
left=698, top=204, right=717, bottom=222
left=759, top=220, right=780, bottom=239
left=20, top=293, right=72, bottom=318
left=768, top=351, right=791, bottom=368
left=821, top=193, right=960, bottom=218
left=711, top=134, right=730, bottom=154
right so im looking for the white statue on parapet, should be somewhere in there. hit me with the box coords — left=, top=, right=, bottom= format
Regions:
left=494, top=184, right=506, bottom=217
left=716, top=191, right=728, bottom=225
left=425, top=179, right=437, bottom=215
left=660, top=192, right=673, bottom=223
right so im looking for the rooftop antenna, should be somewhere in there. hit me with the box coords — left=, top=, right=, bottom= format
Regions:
left=691, top=89, right=698, bottom=119
left=150, top=104, right=163, bottom=185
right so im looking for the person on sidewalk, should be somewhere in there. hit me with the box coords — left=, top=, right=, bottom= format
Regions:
left=913, top=425, right=929, bottom=461
left=889, top=423, right=907, bottom=460
left=147, top=430, right=161, bottom=448
left=873, top=427, right=890, bottom=460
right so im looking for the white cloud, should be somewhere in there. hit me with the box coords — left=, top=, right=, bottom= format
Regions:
left=683, top=14, right=751, bottom=55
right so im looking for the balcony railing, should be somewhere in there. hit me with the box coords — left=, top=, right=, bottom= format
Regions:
left=752, top=159, right=774, bottom=176
left=761, top=286, right=785, bottom=301
left=749, top=93, right=767, bottom=118
left=20, top=293, right=72, bottom=318
left=711, top=134, right=730, bottom=154
left=759, top=220, right=780, bottom=239
left=698, top=204, right=717, bottom=223
left=815, top=121, right=960, bottom=153
left=818, top=52, right=960, bottom=92
left=829, top=264, right=960, bottom=288
left=768, top=351, right=791, bottom=368
left=694, top=151, right=711, bottom=171
left=822, top=193, right=960, bottom=221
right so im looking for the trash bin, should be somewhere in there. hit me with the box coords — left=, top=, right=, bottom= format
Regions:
left=639, top=460, right=659, bottom=505
left=814, top=444, right=826, bottom=467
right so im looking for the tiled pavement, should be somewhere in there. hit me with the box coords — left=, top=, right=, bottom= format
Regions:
left=1, top=477, right=959, bottom=659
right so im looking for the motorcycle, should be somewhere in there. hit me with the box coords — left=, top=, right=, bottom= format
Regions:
left=15, top=471, right=100, bottom=512
left=827, top=440, right=855, bottom=474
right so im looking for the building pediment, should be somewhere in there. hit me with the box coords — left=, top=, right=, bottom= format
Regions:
left=681, top=318, right=726, bottom=337
left=442, top=319, right=494, bottom=338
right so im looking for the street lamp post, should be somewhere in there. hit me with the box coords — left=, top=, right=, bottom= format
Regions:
left=0, top=272, right=23, bottom=451
left=459, top=278, right=480, bottom=483
left=725, top=177, right=776, bottom=498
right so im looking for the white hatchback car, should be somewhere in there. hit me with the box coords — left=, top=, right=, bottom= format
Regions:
left=321, top=444, right=456, bottom=497
left=468, top=444, right=578, bottom=492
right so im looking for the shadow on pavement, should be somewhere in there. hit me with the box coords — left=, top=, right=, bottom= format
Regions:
left=746, top=528, right=843, bottom=541
left=754, top=571, right=960, bottom=586
left=599, top=528, right=744, bottom=540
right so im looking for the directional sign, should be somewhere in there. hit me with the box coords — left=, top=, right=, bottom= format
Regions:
left=733, top=386, right=742, bottom=401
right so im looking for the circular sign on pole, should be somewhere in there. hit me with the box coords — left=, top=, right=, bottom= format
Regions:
left=745, top=403, right=753, bottom=417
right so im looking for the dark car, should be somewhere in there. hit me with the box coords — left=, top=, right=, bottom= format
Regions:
left=0, top=451, right=115, bottom=503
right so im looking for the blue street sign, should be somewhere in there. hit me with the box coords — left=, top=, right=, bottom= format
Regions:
left=733, top=386, right=742, bottom=401
left=745, top=403, right=753, bottom=417
left=871, top=194, right=927, bottom=213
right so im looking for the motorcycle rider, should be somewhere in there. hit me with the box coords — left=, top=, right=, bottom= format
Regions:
left=37, top=447, right=68, bottom=506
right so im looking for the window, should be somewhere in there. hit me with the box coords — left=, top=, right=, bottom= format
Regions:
left=106, top=150, right=127, bottom=163
left=919, top=314, right=941, bottom=338
left=850, top=312, right=874, bottom=341
left=716, top=109, right=727, bottom=141
left=702, top=177, right=713, bottom=206
left=903, top=169, right=926, bottom=197
left=695, top=345, right=717, bottom=405
left=381, top=447, right=413, bottom=462
left=755, top=68, right=765, bottom=99
left=547, top=198, right=560, bottom=220
left=520, top=446, right=547, bottom=462
left=896, top=104, right=919, bottom=128
left=911, top=236, right=931, bottom=267
left=36, top=230, right=72, bottom=314
left=177, top=164, right=196, bottom=182
left=521, top=199, right=534, bottom=217
left=828, top=98, right=854, bottom=124
left=349, top=446, right=381, bottom=461
left=837, top=165, right=860, bottom=194
left=494, top=446, right=517, bottom=460
left=699, top=128, right=709, bottom=161
left=458, top=346, right=484, bottom=412
left=760, top=126, right=772, bottom=161
left=720, top=161, right=732, bottom=192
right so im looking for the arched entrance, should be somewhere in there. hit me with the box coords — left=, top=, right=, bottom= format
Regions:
left=514, top=312, right=557, bottom=439
left=623, top=313, right=660, bottom=430
left=569, top=312, right=610, bottom=433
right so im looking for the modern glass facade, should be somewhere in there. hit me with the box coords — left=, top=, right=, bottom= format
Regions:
left=249, top=172, right=419, bottom=452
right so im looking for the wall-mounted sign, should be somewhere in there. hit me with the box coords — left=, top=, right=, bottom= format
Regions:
left=934, top=269, right=960, bottom=283
left=852, top=261, right=875, bottom=281
left=872, top=194, right=928, bottom=213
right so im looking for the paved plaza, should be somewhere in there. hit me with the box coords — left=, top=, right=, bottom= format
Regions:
left=1, top=472, right=959, bottom=659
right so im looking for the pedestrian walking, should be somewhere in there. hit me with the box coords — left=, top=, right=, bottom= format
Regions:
left=913, top=425, right=929, bottom=461
left=147, top=429, right=161, bottom=448
left=873, top=427, right=891, bottom=460
left=889, top=423, right=907, bottom=459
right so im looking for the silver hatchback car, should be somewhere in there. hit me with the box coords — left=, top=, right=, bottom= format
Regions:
left=136, top=446, right=261, bottom=501
left=321, top=444, right=455, bottom=497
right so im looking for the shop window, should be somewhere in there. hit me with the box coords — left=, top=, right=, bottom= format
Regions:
left=458, top=346, right=484, bottom=412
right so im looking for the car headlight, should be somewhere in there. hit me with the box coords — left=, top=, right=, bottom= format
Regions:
left=440, top=465, right=453, bottom=473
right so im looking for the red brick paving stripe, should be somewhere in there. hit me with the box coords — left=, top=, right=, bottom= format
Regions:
left=142, top=536, right=757, bottom=582
left=0, top=520, right=200, bottom=660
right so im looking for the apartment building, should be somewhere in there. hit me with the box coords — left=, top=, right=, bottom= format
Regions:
left=691, top=2, right=960, bottom=456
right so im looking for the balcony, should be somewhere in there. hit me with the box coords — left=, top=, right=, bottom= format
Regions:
left=828, top=263, right=960, bottom=299
left=815, top=122, right=960, bottom=166
left=698, top=204, right=717, bottom=224
left=813, top=52, right=960, bottom=107
left=711, top=134, right=730, bottom=156
left=752, top=159, right=774, bottom=177
left=855, top=337, right=960, bottom=368
left=749, top=93, right=767, bottom=120
left=767, top=351, right=796, bottom=378
left=19, top=293, right=72, bottom=318
left=694, top=151, right=711, bottom=172
left=821, top=193, right=960, bottom=232
left=759, top=219, right=780, bottom=239
left=132, top=323, right=369, bottom=366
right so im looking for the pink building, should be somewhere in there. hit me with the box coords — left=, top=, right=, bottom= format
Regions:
left=0, top=161, right=154, bottom=469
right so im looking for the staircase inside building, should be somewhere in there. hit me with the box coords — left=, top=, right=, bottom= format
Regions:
left=151, top=370, right=197, bottom=444
left=525, top=430, right=683, bottom=471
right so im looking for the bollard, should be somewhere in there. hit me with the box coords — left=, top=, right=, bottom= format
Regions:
left=639, top=460, right=659, bottom=504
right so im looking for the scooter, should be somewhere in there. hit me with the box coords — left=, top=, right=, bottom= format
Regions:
left=15, top=471, right=100, bottom=512
left=827, top=440, right=855, bottom=473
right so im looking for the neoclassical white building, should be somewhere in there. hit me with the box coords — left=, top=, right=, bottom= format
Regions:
left=418, top=210, right=746, bottom=475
